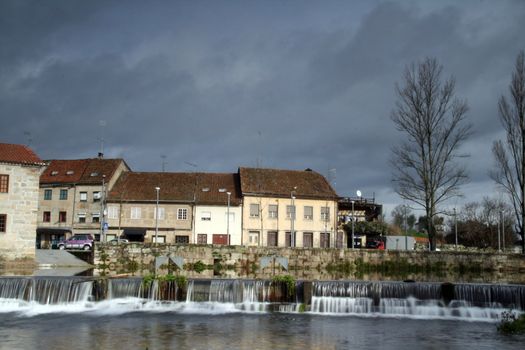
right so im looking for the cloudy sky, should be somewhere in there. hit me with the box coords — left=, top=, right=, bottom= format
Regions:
left=1, top=0, right=524, bottom=216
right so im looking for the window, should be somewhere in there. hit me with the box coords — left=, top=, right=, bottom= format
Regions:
left=92, top=212, right=100, bottom=223
left=78, top=213, right=86, bottom=223
left=0, top=214, right=6, bottom=232
left=44, top=189, right=52, bottom=200
left=79, top=192, right=88, bottom=202
left=155, top=207, right=165, bottom=220
left=248, top=231, right=259, bottom=246
left=177, top=208, right=188, bottom=220
left=60, top=189, right=68, bottom=200
left=321, top=207, right=330, bottom=221
left=268, top=204, right=278, bottom=219
left=108, top=206, right=119, bottom=219
left=175, top=235, right=189, bottom=244
left=286, top=205, right=296, bottom=219
left=131, top=207, right=141, bottom=220
left=59, top=211, right=67, bottom=223
left=201, top=211, right=211, bottom=221
left=93, top=191, right=101, bottom=202
left=303, top=232, right=313, bottom=248
left=43, top=211, right=51, bottom=223
left=0, top=175, right=8, bottom=193
left=250, top=204, right=259, bottom=218
left=153, top=235, right=166, bottom=243
left=226, top=212, right=235, bottom=223
left=304, top=206, right=313, bottom=220
left=197, top=234, right=207, bottom=244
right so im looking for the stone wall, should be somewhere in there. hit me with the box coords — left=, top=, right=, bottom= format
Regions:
left=94, top=244, right=525, bottom=283
left=0, top=163, right=41, bottom=261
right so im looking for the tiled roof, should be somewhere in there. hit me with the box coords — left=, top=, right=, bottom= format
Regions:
left=108, top=172, right=241, bottom=205
left=0, top=143, right=44, bottom=166
left=40, top=158, right=126, bottom=185
left=239, top=167, right=338, bottom=200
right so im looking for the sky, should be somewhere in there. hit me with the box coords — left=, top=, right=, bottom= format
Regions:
left=1, top=0, right=524, bottom=218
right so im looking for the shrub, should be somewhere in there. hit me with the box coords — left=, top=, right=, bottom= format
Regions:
left=498, top=311, right=525, bottom=334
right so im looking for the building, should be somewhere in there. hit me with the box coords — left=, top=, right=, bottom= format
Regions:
left=0, top=143, right=45, bottom=260
left=337, top=196, right=383, bottom=248
left=106, top=172, right=195, bottom=243
left=239, top=167, right=339, bottom=248
left=193, top=173, right=242, bottom=245
left=37, top=158, right=129, bottom=247
left=106, top=172, right=243, bottom=244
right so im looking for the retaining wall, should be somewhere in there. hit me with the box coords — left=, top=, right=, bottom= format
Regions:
left=94, top=244, right=525, bottom=283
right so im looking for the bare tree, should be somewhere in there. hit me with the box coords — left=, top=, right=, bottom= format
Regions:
left=490, top=50, right=525, bottom=254
left=391, top=57, right=471, bottom=251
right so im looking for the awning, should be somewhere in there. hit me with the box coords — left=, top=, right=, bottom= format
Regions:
left=122, top=228, right=146, bottom=236
left=37, top=228, right=72, bottom=234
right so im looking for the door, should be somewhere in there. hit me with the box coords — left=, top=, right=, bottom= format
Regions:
left=320, top=232, right=330, bottom=248
left=303, top=232, right=313, bottom=248
left=248, top=231, right=259, bottom=246
left=267, top=231, right=278, bottom=247
left=212, top=234, right=228, bottom=245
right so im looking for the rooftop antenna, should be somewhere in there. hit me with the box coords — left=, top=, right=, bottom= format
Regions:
left=184, top=161, right=197, bottom=172
left=98, top=120, right=106, bottom=158
left=161, top=155, right=167, bottom=172
left=256, top=130, right=262, bottom=168
left=23, top=131, right=32, bottom=147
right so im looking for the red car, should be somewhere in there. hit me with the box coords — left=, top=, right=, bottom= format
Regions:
left=366, top=240, right=385, bottom=250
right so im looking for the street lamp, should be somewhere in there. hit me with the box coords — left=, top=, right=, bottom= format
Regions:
left=155, top=187, right=160, bottom=244
left=351, top=200, right=355, bottom=250
left=501, top=210, right=505, bottom=252
left=404, top=205, right=408, bottom=250
left=227, top=191, right=231, bottom=246
left=100, top=175, right=106, bottom=242
left=291, top=187, right=297, bottom=247
left=453, top=208, right=458, bottom=249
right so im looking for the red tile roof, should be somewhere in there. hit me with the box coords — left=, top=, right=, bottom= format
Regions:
left=108, top=172, right=241, bottom=205
left=239, top=167, right=338, bottom=200
left=40, top=158, right=127, bottom=185
left=0, top=143, right=44, bottom=166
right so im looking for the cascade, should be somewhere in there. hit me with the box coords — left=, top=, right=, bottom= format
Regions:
left=0, top=277, right=92, bottom=304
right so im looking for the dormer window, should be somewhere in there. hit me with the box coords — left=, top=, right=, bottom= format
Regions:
left=51, top=171, right=59, bottom=176
left=90, top=172, right=99, bottom=177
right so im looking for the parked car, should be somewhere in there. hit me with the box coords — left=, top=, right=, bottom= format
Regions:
left=366, top=239, right=385, bottom=250
left=57, top=234, right=94, bottom=251
left=109, top=238, right=129, bottom=244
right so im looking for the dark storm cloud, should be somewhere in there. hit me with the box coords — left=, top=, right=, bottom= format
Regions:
left=1, top=0, right=524, bottom=213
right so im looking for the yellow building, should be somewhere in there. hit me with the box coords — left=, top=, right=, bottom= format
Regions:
left=239, top=167, right=340, bottom=248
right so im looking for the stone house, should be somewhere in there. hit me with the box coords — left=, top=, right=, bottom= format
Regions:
left=37, top=158, right=130, bottom=247
left=239, top=167, right=340, bottom=248
left=0, top=143, right=45, bottom=260
left=106, top=172, right=242, bottom=244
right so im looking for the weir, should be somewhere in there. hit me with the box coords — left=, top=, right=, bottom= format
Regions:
left=0, top=277, right=523, bottom=320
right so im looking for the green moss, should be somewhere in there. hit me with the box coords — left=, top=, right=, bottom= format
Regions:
left=298, top=303, right=306, bottom=313
left=272, top=275, right=296, bottom=297
left=498, top=311, right=525, bottom=334
left=192, top=260, right=207, bottom=273
left=142, top=273, right=156, bottom=289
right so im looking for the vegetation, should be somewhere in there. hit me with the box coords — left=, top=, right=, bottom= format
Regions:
left=272, top=275, right=296, bottom=297
left=490, top=50, right=525, bottom=254
left=498, top=311, right=525, bottom=334
left=391, top=57, right=472, bottom=251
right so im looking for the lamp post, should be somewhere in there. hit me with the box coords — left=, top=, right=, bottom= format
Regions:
left=351, top=200, right=355, bottom=250
left=501, top=210, right=505, bottom=252
left=404, top=205, right=408, bottom=250
left=227, top=191, right=231, bottom=246
left=497, top=210, right=501, bottom=252
left=100, top=175, right=106, bottom=242
left=291, top=187, right=296, bottom=247
left=155, top=187, right=160, bottom=244
left=454, top=208, right=458, bottom=249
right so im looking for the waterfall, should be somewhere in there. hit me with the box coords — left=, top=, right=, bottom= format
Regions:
left=310, top=281, right=525, bottom=319
left=0, top=277, right=92, bottom=305
left=107, top=278, right=144, bottom=299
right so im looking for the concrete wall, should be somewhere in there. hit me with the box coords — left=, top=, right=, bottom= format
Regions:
left=94, top=244, right=525, bottom=283
left=0, top=163, right=41, bottom=260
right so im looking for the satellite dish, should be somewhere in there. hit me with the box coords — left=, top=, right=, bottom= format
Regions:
left=356, top=190, right=362, bottom=197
